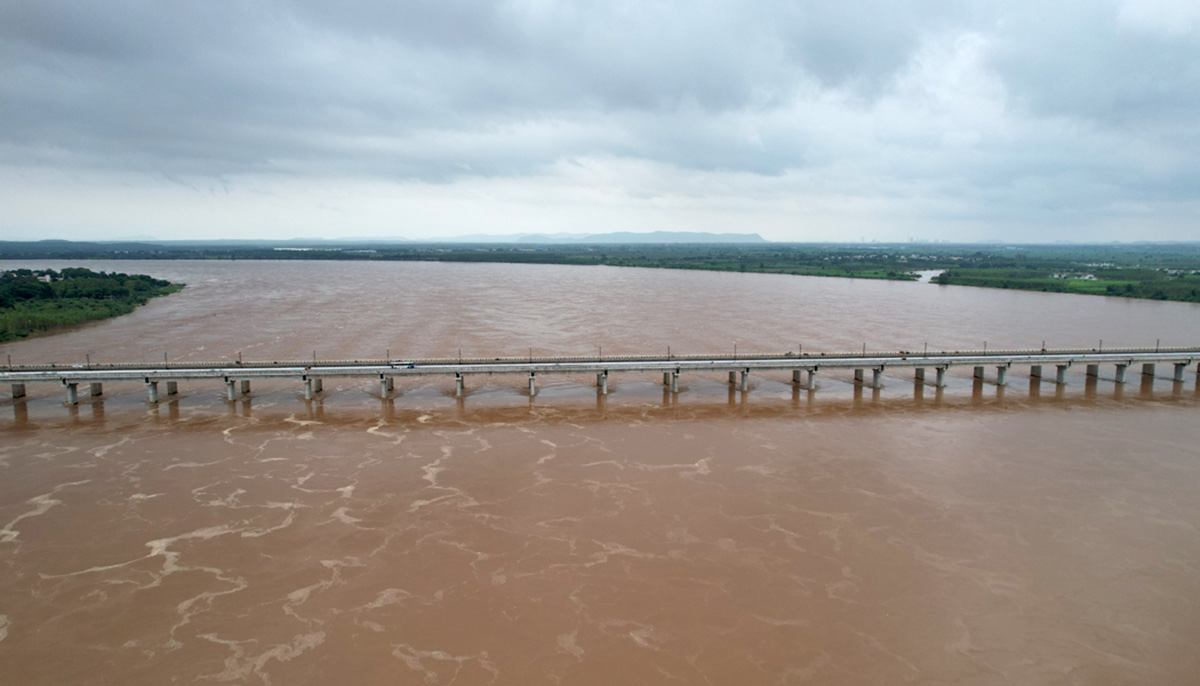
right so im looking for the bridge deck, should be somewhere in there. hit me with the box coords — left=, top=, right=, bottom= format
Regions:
left=3, top=347, right=1198, bottom=381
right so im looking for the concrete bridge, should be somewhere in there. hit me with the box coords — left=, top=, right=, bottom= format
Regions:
left=3, top=346, right=1199, bottom=405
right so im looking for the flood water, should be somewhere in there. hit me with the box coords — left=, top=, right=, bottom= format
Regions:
left=2, top=260, right=1199, bottom=685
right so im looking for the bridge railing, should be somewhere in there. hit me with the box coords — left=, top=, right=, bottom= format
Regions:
left=5, top=345, right=1197, bottom=372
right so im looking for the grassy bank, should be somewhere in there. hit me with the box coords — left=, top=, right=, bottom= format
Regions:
left=935, top=264, right=1200, bottom=302
left=0, top=268, right=183, bottom=341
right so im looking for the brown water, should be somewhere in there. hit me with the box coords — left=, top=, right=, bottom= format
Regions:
left=2, top=260, right=1200, bottom=685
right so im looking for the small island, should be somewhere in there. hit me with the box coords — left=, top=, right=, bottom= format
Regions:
left=0, top=267, right=182, bottom=341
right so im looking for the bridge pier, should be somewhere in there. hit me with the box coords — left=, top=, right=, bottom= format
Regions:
left=15, top=350, right=1199, bottom=408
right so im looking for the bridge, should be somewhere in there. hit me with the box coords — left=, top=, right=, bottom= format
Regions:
left=4, top=346, right=1199, bottom=406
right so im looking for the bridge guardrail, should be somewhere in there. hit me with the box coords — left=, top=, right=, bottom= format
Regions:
left=5, top=346, right=1197, bottom=372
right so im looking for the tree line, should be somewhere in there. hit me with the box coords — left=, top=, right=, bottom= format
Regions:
left=0, top=268, right=182, bottom=341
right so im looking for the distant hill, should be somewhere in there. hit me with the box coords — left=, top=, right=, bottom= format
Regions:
left=450, top=231, right=767, bottom=244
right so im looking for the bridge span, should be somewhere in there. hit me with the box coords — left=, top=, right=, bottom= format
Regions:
left=3, top=346, right=1199, bottom=405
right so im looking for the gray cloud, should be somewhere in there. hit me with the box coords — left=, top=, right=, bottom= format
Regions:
left=1, top=0, right=1197, bottom=240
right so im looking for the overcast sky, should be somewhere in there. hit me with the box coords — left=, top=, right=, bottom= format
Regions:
left=2, top=0, right=1198, bottom=242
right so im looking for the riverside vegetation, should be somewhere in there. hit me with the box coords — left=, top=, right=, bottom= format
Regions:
left=0, top=268, right=182, bottom=341
left=3, top=240, right=1200, bottom=303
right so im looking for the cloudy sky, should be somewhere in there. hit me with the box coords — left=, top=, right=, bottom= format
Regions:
left=2, top=0, right=1198, bottom=242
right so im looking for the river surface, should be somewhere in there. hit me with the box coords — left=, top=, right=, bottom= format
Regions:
left=1, top=260, right=1199, bottom=685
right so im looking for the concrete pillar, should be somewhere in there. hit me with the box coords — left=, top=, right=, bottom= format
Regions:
left=597, top=372, right=608, bottom=395
left=65, top=382, right=78, bottom=406
left=915, top=368, right=925, bottom=383
left=974, top=366, right=985, bottom=379
left=806, top=369, right=816, bottom=391
left=528, top=372, right=537, bottom=396
left=380, top=377, right=390, bottom=398
left=996, top=366, right=1008, bottom=386
left=455, top=374, right=464, bottom=398
left=1174, top=363, right=1186, bottom=382
left=728, top=371, right=737, bottom=385
left=1086, top=364, right=1099, bottom=377
left=935, top=367, right=947, bottom=387
left=226, top=380, right=237, bottom=402
left=871, top=367, right=882, bottom=389
left=313, top=378, right=323, bottom=392
left=90, top=382, right=103, bottom=397
left=1142, top=363, right=1156, bottom=377
left=304, top=377, right=314, bottom=400
left=1114, top=364, right=1127, bottom=384
left=739, top=370, right=749, bottom=392
left=166, top=381, right=178, bottom=395
left=1056, top=365, right=1068, bottom=385
left=240, top=380, right=251, bottom=394
left=1030, top=365, right=1042, bottom=378
left=792, top=369, right=802, bottom=385
left=11, top=383, right=26, bottom=399
left=663, top=372, right=671, bottom=386
left=670, top=371, right=679, bottom=393
left=146, top=381, right=159, bottom=404
left=854, top=368, right=864, bottom=385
